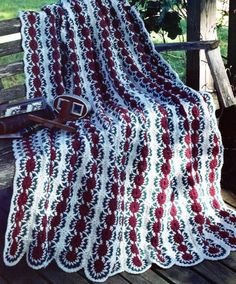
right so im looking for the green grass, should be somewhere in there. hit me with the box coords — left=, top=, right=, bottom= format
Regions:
left=0, top=54, right=25, bottom=88
left=162, top=51, right=186, bottom=80
left=217, top=25, right=228, bottom=63
left=0, top=0, right=56, bottom=20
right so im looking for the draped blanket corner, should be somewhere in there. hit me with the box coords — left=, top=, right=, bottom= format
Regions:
left=3, top=0, right=236, bottom=281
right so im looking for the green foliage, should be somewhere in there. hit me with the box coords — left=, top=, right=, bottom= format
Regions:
left=161, top=11, right=182, bottom=39
left=129, top=0, right=187, bottom=40
left=0, top=0, right=55, bottom=20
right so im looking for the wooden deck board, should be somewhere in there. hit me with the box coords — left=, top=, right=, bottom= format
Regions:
left=121, top=270, right=169, bottom=284
left=96, top=274, right=131, bottom=284
left=153, top=264, right=211, bottom=284
left=220, top=251, right=236, bottom=270
left=140, top=269, right=171, bottom=284
left=38, top=265, right=90, bottom=284
left=0, top=262, right=47, bottom=284
left=221, top=189, right=236, bottom=209
left=192, top=259, right=236, bottom=284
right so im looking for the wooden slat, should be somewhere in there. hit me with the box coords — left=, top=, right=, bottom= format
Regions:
left=0, top=139, right=15, bottom=190
left=142, top=269, right=170, bottom=284
left=155, top=40, right=219, bottom=52
left=206, top=47, right=236, bottom=108
left=0, top=262, right=47, bottom=284
left=96, top=274, right=130, bottom=284
left=221, top=189, right=236, bottom=209
left=0, top=140, right=12, bottom=153
left=0, top=84, right=26, bottom=104
left=153, top=264, right=211, bottom=284
left=1, top=271, right=46, bottom=284
left=220, top=252, right=236, bottom=271
left=38, top=268, right=90, bottom=284
left=122, top=269, right=169, bottom=284
left=0, top=18, right=21, bottom=37
left=0, top=40, right=22, bottom=57
left=192, top=260, right=236, bottom=284
left=0, top=149, right=14, bottom=189
left=78, top=270, right=131, bottom=284
left=121, top=272, right=150, bottom=284
left=0, top=61, right=24, bottom=79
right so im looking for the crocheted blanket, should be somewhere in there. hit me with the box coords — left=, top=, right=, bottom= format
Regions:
left=4, top=0, right=236, bottom=281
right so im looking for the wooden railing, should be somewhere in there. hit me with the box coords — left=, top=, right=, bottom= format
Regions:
left=155, top=40, right=236, bottom=109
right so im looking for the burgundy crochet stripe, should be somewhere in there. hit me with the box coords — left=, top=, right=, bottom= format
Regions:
left=94, top=0, right=143, bottom=114
left=8, top=136, right=36, bottom=259
left=205, top=134, right=236, bottom=247
left=58, top=124, right=103, bottom=269
left=28, top=131, right=57, bottom=264
left=26, top=13, right=44, bottom=98
left=151, top=106, right=172, bottom=264
left=43, top=7, right=65, bottom=97
left=70, top=0, right=115, bottom=128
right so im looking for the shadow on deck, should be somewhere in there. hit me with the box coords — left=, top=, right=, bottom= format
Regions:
left=0, top=189, right=236, bottom=284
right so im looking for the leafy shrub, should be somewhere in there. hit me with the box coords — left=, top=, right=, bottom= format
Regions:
left=129, top=0, right=187, bottom=40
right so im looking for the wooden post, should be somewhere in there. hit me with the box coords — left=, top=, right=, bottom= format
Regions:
left=187, top=0, right=217, bottom=91
left=206, top=47, right=236, bottom=108
left=228, top=0, right=236, bottom=87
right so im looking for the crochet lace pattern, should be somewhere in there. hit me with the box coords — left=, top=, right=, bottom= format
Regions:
left=3, top=0, right=236, bottom=282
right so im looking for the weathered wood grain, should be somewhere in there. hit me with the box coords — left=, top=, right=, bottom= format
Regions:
left=206, top=47, right=236, bottom=108
left=221, top=189, right=236, bottom=209
left=220, top=252, right=236, bottom=271
left=0, top=150, right=14, bottom=189
left=187, top=0, right=217, bottom=92
left=122, top=269, right=169, bottom=284
left=0, top=139, right=12, bottom=152
left=78, top=270, right=131, bottom=284
left=0, top=84, right=26, bottom=104
left=0, top=40, right=22, bottom=57
left=96, top=274, right=130, bottom=284
left=155, top=40, right=219, bottom=52
left=143, top=269, right=170, bottom=284
left=0, top=18, right=21, bottom=37
left=0, top=61, right=24, bottom=79
left=192, top=260, right=236, bottom=284
left=0, top=261, right=47, bottom=284
left=153, top=264, right=211, bottom=284
left=0, top=140, right=14, bottom=189
left=38, top=268, right=90, bottom=284
left=121, top=271, right=153, bottom=284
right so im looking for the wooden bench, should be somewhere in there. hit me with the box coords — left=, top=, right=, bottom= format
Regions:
left=0, top=18, right=235, bottom=191
left=0, top=18, right=22, bottom=191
